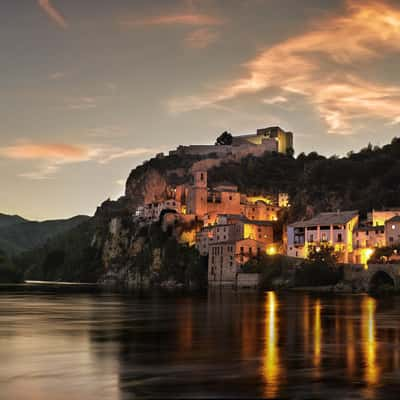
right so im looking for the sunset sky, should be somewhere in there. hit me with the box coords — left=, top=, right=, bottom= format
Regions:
left=1, top=0, right=400, bottom=220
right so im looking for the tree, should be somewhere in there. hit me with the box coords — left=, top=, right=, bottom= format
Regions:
left=215, top=131, right=233, bottom=145
left=295, top=244, right=342, bottom=286
left=307, top=244, right=338, bottom=267
left=286, top=147, right=295, bottom=158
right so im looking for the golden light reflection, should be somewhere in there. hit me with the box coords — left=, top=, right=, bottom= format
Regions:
left=345, top=299, right=355, bottom=378
left=303, top=296, right=310, bottom=354
left=362, top=296, right=379, bottom=387
left=179, top=301, right=193, bottom=353
left=262, top=291, right=280, bottom=398
left=313, top=300, right=322, bottom=371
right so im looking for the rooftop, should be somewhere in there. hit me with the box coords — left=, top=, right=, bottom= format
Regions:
left=354, top=225, right=385, bottom=232
left=387, top=216, right=400, bottom=223
left=290, top=210, right=359, bottom=228
left=218, top=214, right=273, bottom=226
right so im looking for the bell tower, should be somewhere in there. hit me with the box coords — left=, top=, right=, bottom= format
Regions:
left=188, top=171, right=208, bottom=217
left=194, top=171, right=207, bottom=188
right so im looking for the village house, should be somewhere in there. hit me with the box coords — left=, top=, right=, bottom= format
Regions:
left=136, top=199, right=181, bottom=223
left=368, top=209, right=400, bottom=227
left=386, top=216, right=400, bottom=246
left=207, top=238, right=269, bottom=286
left=352, top=225, right=385, bottom=265
left=287, top=211, right=359, bottom=263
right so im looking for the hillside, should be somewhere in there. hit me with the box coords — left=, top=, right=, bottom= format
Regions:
left=0, top=214, right=28, bottom=229
left=0, top=215, right=90, bottom=255
left=12, top=136, right=400, bottom=285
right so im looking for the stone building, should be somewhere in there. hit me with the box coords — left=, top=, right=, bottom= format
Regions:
left=352, top=225, right=385, bottom=265
left=368, top=209, right=400, bottom=227
left=386, top=216, right=400, bottom=246
left=170, top=126, right=294, bottom=159
left=287, top=210, right=359, bottom=263
left=208, top=239, right=268, bottom=286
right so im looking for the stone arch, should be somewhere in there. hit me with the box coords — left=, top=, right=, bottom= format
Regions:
left=368, top=270, right=395, bottom=292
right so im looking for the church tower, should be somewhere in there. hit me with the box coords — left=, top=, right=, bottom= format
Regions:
left=187, top=171, right=208, bottom=217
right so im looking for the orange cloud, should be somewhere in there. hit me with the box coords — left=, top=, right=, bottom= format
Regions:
left=184, top=28, right=220, bottom=48
left=0, top=142, right=163, bottom=179
left=38, top=0, right=68, bottom=29
left=0, top=143, right=90, bottom=161
left=120, top=13, right=224, bottom=28
left=169, top=0, right=400, bottom=133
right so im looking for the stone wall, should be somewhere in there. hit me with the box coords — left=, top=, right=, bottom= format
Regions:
left=237, top=273, right=261, bottom=288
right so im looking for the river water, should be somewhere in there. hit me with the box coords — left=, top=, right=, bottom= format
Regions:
left=1, top=288, right=400, bottom=399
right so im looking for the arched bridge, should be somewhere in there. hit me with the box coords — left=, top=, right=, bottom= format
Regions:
left=347, top=264, right=400, bottom=291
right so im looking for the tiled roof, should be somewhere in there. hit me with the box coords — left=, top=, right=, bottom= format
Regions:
left=290, top=210, right=359, bottom=228
left=354, top=225, right=384, bottom=232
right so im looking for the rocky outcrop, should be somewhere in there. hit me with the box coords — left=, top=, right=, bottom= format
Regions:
left=125, top=167, right=169, bottom=212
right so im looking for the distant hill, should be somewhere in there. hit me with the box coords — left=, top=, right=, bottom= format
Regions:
left=0, top=214, right=90, bottom=255
left=0, top=214, right=29, bottom=229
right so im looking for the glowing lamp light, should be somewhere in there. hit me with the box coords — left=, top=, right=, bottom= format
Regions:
left=267, top=246, right=277, bottom=256
left=365, top=248, right=374, bottom=260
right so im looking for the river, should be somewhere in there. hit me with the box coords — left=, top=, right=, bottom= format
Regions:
left=1, top=288, right=400, bottom=399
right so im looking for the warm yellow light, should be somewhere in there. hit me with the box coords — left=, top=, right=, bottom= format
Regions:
left=365, top=248, right=374, bottom=259
left=262, top=291, right=280, bottom=398
left=244, top=224, right=254, bottom=239
left=267, top=246, right=277, bottom=256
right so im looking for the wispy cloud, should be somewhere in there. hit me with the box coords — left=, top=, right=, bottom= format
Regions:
left=120, top=13, right=224, bottom=28
left=38, top=0, right=68, bottom=29
left=168, top=0, right=400, bottom=133
left=98, top=147, right=162, bottom=164
left=0, top=143, right=93, bottom=161
left=87, top=126, right=126, bottom=138
left=184, top=28, right=220, bottom=48
left=0, top=142, right=162, bottom=179
left=49, top=71, right=65, bottom=80
left=262, top=96, right=288, bottom=105
left=67, top=97, right=97, bottom=111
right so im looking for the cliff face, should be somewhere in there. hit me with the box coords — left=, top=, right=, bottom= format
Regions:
left=98, top=214, right=206, bottom=289
left=95, top=153, right=209, bottom=288
left=125, top=167, right=169, bottom=212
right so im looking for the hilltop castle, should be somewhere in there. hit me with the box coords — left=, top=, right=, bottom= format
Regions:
left=169, top=126, right=293, bottom=158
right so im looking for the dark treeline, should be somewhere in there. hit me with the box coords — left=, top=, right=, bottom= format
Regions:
left=208, top=137, right=400, bottom=221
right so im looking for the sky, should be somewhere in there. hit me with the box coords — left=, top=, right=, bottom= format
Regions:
left=1, top=0, right=400, bottom=220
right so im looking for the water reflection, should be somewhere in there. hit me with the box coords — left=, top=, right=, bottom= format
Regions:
left=2, top=290, right=400, bottom=399
left=262, top=291, right=280, bottom=398
left=345, top=298, right=356, bottom=379
left=313, top=299, right=322, bottom=371
left=362, top=296, right=378, bottom=393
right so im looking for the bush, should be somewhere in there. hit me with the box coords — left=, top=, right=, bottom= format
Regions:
left=242, top=254, right=292, bottom=289
left=295, top=261, right=343, bottom=286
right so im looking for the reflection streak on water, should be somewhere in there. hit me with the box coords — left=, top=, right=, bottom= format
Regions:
left=362, top=296, right=378, bottom=387
left=303, top=295, right=310, bottom=356
left=346, top=298, right=355, bottom=378
left=262, top=291, right=280, bottom=398
left=314, top=299, right=322, bottom=371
